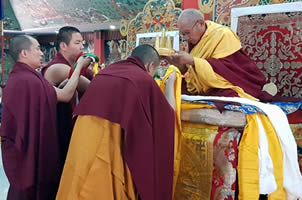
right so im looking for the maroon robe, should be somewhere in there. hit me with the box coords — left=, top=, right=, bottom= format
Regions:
left=42, top=53, right=70, bottom=74
left=187, top=44, right=302, bottom=114
left=74, top=56, right=175, bottom=200
left=205, top=50, right=302, bottom=104
left=42, top=53, right=74, bottom=167
left=0, top=62, right=60, bottom=200
left=207, top=50, right=273, bottom=101
left=187, top=39, right=269, bottom=98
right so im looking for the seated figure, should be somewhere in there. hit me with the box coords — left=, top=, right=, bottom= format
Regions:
left=154, top=9, right=302, bottom=199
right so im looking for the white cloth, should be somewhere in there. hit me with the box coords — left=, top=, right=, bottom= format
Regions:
left=182, top=95, right=302, bottom=198
left=256, top=114, right=277, bottom=194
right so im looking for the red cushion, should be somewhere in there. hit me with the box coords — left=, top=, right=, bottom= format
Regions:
left=287, top=110, right=302, bottom=124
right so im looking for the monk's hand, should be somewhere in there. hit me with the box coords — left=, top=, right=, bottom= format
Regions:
left=77, top=56, right=92, bottom=70
left=167, top=51, right=194, bottom=65
left=166, top=51, right=194, bottom=74
left=85, top=63, right=95, bottom=80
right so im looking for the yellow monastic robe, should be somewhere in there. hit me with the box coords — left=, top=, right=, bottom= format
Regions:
left=157, top=66, right=218, bottom=199
left=186, top=21, right=258, bottom=101
left=156, top=65, right=182, bottom=195
left=56, top=116, right=136, bottom=200
left=238, top=113, right=285, bottom=200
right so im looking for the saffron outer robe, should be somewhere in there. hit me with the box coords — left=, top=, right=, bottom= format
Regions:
left=57, top=56, right=175, bottom=200
left=185, top=21, right=271, bottom=101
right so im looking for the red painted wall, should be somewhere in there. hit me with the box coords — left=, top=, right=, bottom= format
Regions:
left=182, top=0, right=199, bottom=9
left=182, top=0, right=211, bottom=20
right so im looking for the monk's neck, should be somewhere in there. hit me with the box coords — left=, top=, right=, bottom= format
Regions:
left=60, top=52, right=76, bottom=67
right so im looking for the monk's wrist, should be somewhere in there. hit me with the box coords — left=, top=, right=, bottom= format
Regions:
left=188, top=56, right=194, bottom=66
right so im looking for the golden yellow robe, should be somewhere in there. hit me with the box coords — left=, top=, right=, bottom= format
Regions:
left=185, top=21, right=258, bottom=101
left=238, top=113, right=285, bottom=200
left=156, top=65, right=182, bottom=195
left=56, top=116, right=136, bottom=200
left=158, top=66, right=218, bottom=199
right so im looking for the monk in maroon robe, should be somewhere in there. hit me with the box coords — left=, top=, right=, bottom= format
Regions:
left=56, top=45, right=175, bottom=200
left=42, top=52, right=76, bottom=168
left=1, top=35, right=90, bottom=200
left=42, top=26, right=91, bottom=167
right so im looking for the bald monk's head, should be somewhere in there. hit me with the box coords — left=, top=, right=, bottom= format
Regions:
left=9, top=35, right=43, bottom=69
left=177, top=9, right=207, bottom=45
left=131, top=44, right=160, bottom=77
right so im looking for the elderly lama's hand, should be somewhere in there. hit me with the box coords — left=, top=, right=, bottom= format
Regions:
left=166, top=51, right=194, bottom=74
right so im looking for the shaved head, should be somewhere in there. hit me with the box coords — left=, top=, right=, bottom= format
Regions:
left=9, top=35, right=43, bottom=69
left=131, top=44, right=160, bottom=76
left=178, top=9, right=204, bottom=25
left=177, top=9, right=206, bottom=45
left=9, top=35, right=34, bottom=61
left=131, top=44, right=160, bottom=66
left=57, top=26, right=81, bottom=51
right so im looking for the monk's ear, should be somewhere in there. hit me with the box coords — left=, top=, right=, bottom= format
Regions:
left=20, top=49, right=27, bottom=58
left=145, top=62, right=150, bottom=72
left=147, top=62, right=155, bottom=71
left=60, top=42, right=67, bottom=51
left=197, top=19, right=203, bottom=26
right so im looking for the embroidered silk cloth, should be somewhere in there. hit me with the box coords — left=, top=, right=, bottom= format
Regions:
left=174, top=123, right=241, bottom=200
left=237, top=12, right=302, bottom=98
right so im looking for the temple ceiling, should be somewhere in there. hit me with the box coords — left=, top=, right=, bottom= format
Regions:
left=3, top=0, right=181, bottom=33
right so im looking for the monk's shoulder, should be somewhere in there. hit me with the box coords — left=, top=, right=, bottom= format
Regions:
left=15, top=73, right=45, bottom=94
left=215, top=25, right=234, bottom=37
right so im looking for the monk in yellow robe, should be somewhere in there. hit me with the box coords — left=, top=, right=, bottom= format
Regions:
left=164, top=9, right=287, bottom=199
left=166, top=9, right=272, bottom=101
left=56, top=44, right=175, bottom=200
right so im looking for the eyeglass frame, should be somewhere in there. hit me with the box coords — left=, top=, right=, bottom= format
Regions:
left=179, top=20, right=200, bottom=38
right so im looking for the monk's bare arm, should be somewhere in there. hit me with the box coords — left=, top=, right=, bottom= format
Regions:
left=44, top=64, right=70, bottom=86
left=44, top=63, right=90, bottom=95
left=77, top=76, right=90, bottom=94
left=53, top=57, right=91, bottom=102
left=164, top=70, right=176, bottom=111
